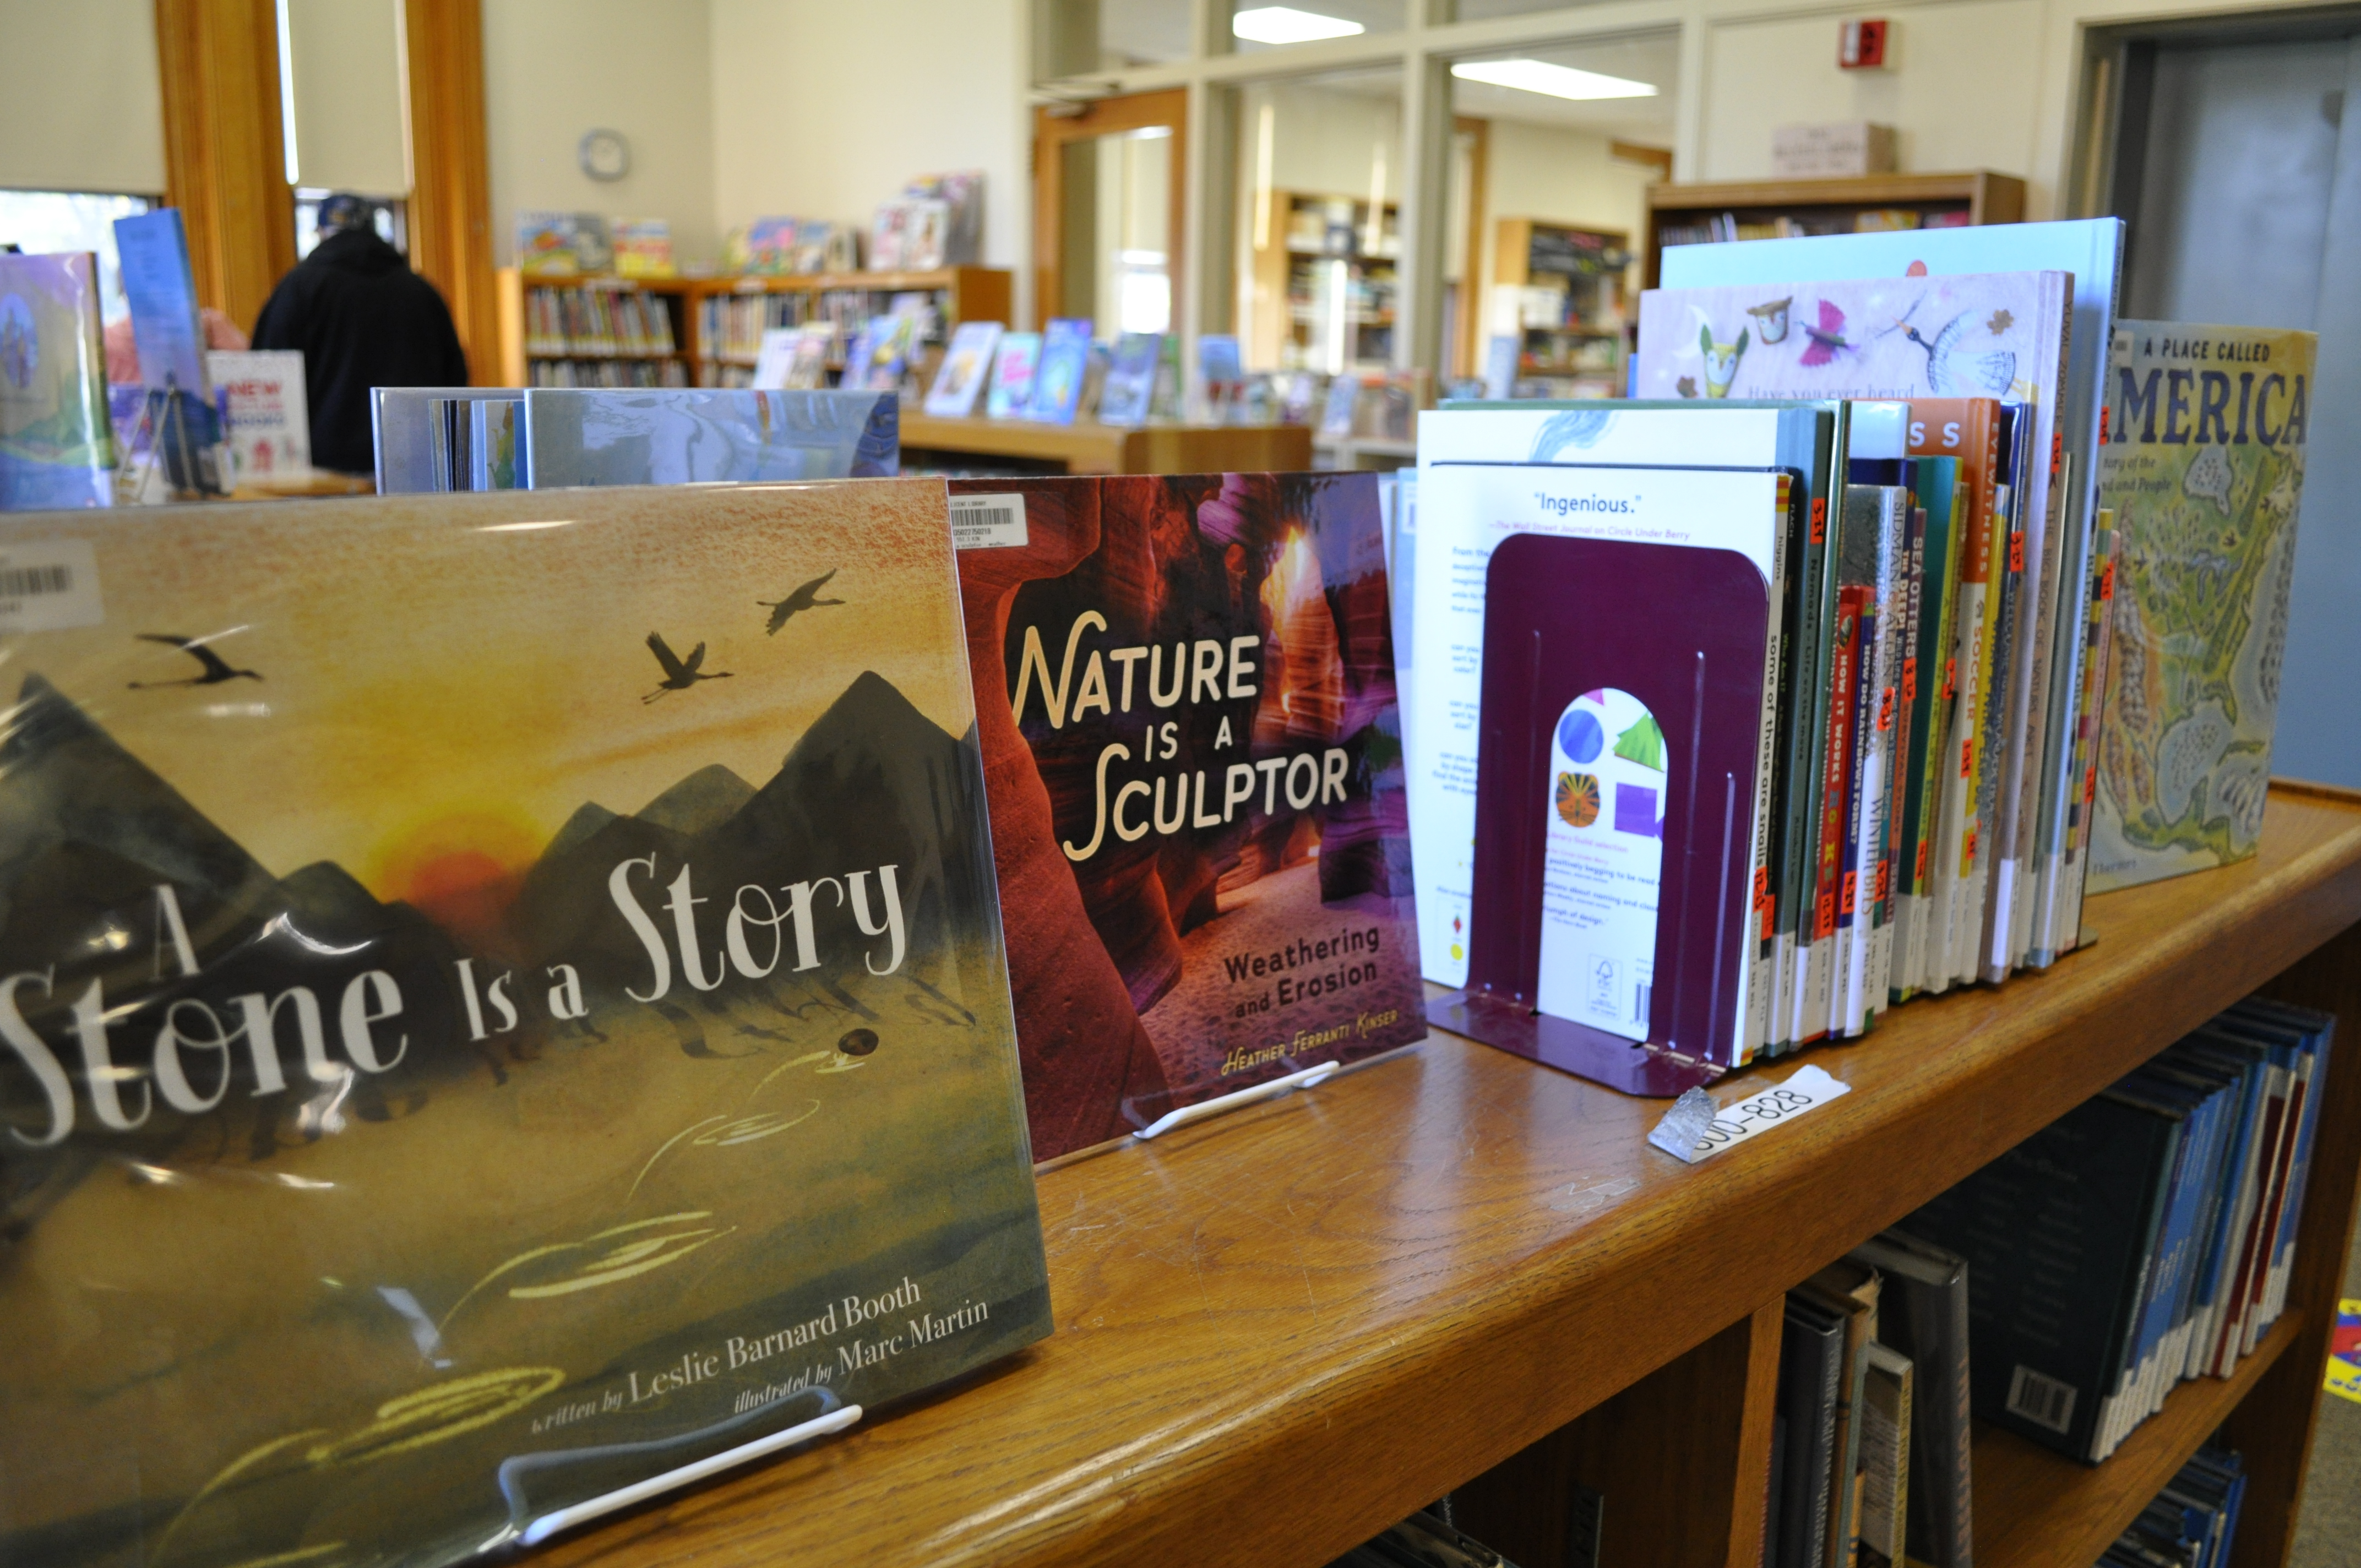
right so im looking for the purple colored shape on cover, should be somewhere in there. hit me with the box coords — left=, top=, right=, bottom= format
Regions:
left=1433, top=532, right=1768, bottom=1093
left=1615, top=782, right=1662, bottom=839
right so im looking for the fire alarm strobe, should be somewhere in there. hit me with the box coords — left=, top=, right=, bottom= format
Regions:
left=1839, top=18, right=1888, bottom=68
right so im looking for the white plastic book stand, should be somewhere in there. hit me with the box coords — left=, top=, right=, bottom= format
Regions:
left=1133, top=1060, right=1341, bottom=1140
left=520, top=1402, right=863, bottom=1545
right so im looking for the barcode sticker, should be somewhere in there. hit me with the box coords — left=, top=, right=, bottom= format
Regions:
left=1648, top=1063, right=1852, bottom=1164
left=0, top=540, right=102, bottom=633
left=2006, top=1364, right=2077, bottom=1433
left=949, top=494, right=1029, bottom=551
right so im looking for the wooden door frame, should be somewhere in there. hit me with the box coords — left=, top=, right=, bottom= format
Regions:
left=154, top=0, right=296, bottom=333
left=1032, top=88, right=1188, bottom=331
left=404, top=0, right=498, bottom=386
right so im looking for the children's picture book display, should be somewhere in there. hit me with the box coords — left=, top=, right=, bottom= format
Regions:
left=2091, top=322, right=2315, bottom=894
left=0, top=249, right=115, bottom=510
left=923, top=321, right=1003, bottom=418
left=0, top=482, right=1052, bottom=1568
left=948, top=471, right=1426, bottom=1159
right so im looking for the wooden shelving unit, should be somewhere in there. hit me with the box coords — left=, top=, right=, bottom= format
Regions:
left=899, top=414, right=1310, bottom=475
left=527, top=782, right=2361, bottom=1568
left=1492, top=217, right=1629, bottom=398
left=1247, top=188, right=1402, bottom=374
left=493, top=266, right=1013, bottom=388
left=1644, top=171, right=2028, bottom=286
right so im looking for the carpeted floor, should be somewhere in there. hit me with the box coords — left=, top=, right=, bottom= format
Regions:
left=2289, top=1230, right=2361, bottom=1567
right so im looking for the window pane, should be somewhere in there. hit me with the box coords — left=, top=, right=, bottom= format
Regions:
left=1230, top=0, right=1405, bottom=53
left=1060, top=127, right=1177, bottom=335
left=1234, top=68, right=1403, bottom=375
left=1445, top=33, right=1677, bottom=394
left=0, top=190, right=154, bottom=323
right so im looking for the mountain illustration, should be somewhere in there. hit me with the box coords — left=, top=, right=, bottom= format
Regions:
left=0, top=668, right=989, bottom=1195
left=637, top=764, right=755, bottom=836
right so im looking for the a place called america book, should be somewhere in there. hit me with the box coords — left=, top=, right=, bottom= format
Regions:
left=2091, top=322, right=2316, bottom=894
left=947, top=472, right=1426, bottom=1161
left=0, top=482, right=1051, bottom=1568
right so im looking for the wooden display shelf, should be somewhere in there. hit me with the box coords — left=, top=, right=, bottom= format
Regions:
left=492, top=266, right=1013, bottom=387
left=1974, top=1313, right=2304, bottom=1568
left=534, top=785, right=2361, bottom=1568
left=899, top=414, right=1312, bottom=475
left=1643, top=171, right=2027, bottom=285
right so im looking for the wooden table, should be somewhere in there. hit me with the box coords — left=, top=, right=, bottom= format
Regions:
left=540, top=783, right=2361, bottom=1568
left=900, top=415, right=1313, bottom=475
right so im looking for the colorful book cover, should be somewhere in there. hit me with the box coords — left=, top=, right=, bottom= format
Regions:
left=948, top=472, right=1424, bottom=1160
left=0, top=250, right=115, bottom=511
left=985, top=333, right=1041, bottom=420
left=205, top=349, right=311, bottom=481
left=612, top=218, right=675, bottom=279
left=521, top=388, right=898, bottom=486
left=924, top=321, right=1003, bottom=418
left=1096, top=332, right=1162, bottom=427
left=1660, top=222, right=2125, bottom=979
left=0, top=482, right=1050, bottom=1568
left=1026, top=321, right=1092, bottom=426
left=114, top=210, right=209, bottom=396
left=515, top=212, right=613, bottom=277
left=2090, top=322, right=2315, bottom=893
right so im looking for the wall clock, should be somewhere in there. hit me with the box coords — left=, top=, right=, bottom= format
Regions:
left=578, top=129, right=630, bottom=182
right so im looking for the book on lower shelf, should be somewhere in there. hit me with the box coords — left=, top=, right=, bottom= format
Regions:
left=0, top=480, right=1052, bottom=1568
left=1904, top=995, right=2334, bottom=1464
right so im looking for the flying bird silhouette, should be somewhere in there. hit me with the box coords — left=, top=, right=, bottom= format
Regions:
left=127, top=633, right=262, bottom=689
left=644, top=631, right=732, bottom=703
left=758, top=569, right=845, bottom=635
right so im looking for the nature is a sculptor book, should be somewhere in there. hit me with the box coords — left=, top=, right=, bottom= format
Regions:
left=0, top=482, right=1050, bottom=1568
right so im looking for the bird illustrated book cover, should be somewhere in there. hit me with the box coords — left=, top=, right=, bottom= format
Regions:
left=0, top=482, right=1052, bottom=1568
left=948, top=472, right=1425, bottom=1162
left=2090, top=322, right=2316, bottom=893
left=1634, top=270, right=2070, bottom=409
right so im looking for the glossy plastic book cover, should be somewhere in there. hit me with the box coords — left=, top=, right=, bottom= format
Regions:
left=0, top=250, right=115, bottom=511
left=2090, top=322, right=2315, bottom=892
left=521, top=388, right=898, bottom=486
left=949, top=472, right=1424, bottom=1161
left=0, top=482, right=1051, bottom=1568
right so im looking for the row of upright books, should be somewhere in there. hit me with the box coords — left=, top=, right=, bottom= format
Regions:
left=523, top=357, right=692, bottom=390
left=1401, top=217, right=2315, bottom=1074
left=1772, top=994, right=2326, bottom=1568
left=520, top=285, right=679, bottom=359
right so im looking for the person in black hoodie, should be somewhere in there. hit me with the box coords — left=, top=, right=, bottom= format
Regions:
left=253, top=193, right=469, bottom=476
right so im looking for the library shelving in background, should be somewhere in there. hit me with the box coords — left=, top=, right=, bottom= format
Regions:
left=1247, top=188, right=1402, bottom=377
left=492, top=266, right=1014, bottom=389
left=1642, top=171, right=2030, bottom=286
left=1493, top=218, right=1629, bottom=398
left=522, top=780, right=2361, bottom=1568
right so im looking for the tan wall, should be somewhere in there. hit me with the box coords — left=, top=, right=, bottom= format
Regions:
left=481, top=0, right=720, bottom=266
left=708, top=0, right=1029, bottom=271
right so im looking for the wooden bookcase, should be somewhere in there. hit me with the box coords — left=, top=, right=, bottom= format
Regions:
left=1492, top=218, right=1630, bottom=399
left=1644, top=172, right=2029, bottom=287
left=1246, top=188, right=1403, bottom=375
left=526, top=782, right=2361, bottom=1568
left=493, top=266, right=1013, bottom=389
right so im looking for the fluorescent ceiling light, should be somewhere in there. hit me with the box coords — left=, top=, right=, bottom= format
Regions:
left=1450, top=58, right=1658, bottom=100
left=1232, top=6, right=1367, bottom=44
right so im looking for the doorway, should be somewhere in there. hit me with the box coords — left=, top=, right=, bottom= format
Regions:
left=1033, top=89, right=1188, bottom=335
left=2096, top=15, right=2361, bottom=786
